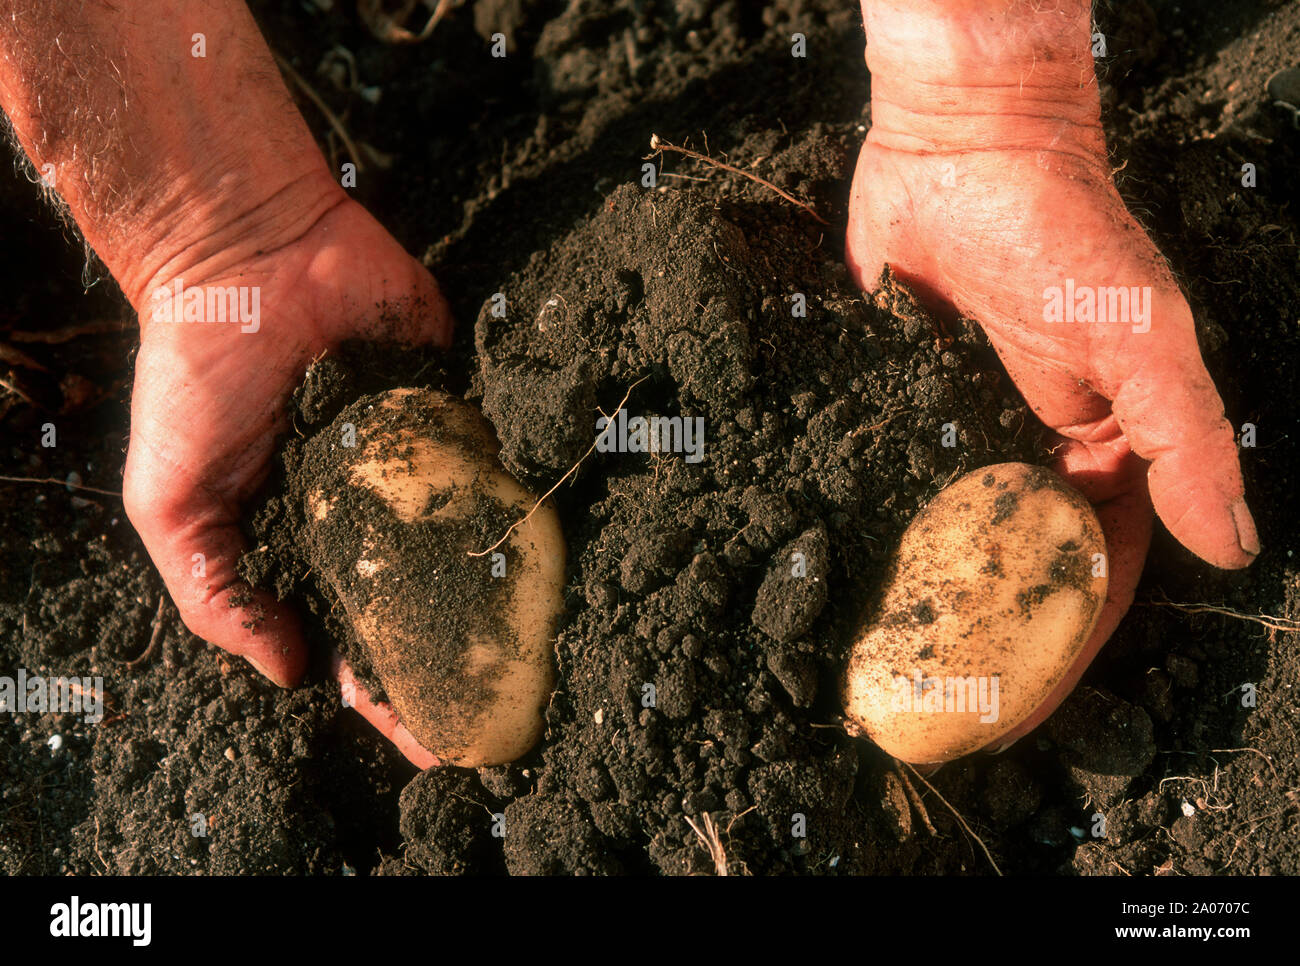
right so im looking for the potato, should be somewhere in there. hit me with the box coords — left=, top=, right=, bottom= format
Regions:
left=301, top=388, right=564, bottom=767
left=843, top=462, right=1107, bottom=764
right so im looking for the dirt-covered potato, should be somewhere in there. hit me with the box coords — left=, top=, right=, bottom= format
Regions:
left=843, top=463, right=1107, bottom=764
left=301, top=388, right=564, bottom=767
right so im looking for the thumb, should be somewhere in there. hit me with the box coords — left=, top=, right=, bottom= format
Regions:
left=332, top=653, right=440, bottom=769
left=1108, top=345, right=1258, bottom=570
left=123, top=453, right=307, bottom=687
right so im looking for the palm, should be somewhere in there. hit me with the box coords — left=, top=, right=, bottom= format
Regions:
left=123, top=200, right=452, bottom=694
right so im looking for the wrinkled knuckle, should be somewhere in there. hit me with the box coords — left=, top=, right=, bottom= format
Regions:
left=121, top=471, right=158, bottom=531
left=121, top=471, right=184, bottom=535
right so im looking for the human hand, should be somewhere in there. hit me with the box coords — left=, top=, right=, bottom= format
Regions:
left=0, top=0, right=451, bottom=766
left=123, top=197, right=451, bottom=765
left=847, top=0, right=1257, bottom=743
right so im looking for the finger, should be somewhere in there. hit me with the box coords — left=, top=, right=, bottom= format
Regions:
left=123, top=449, right=307, bottom=687
left=1107, top=342, right=1257, bottom=570
left=972, top=278, right=1255, bottom=570
left=988, top=442, right=1152, bottom=751
left=331, top=653, right=440, bottom=769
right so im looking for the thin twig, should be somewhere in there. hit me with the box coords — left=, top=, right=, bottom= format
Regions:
left=124, top=596, right=169, bottom=668
left=470, top=376, right=647, bottom=557
left=685, top=812, right=728, bottom=876
left=273, top=52, right=364, bottom=174
left=1138, top=596, right=1300, bottom=634
left=0, top=375, right=36, bottom=406
left=892, top=760, right=937, bottom=836
left=648, top=134, right=829, bottom=225
left=7, top=319, right=121, bottom=344
left=360, top=0, right=454, bottom=44
left=900, top=761, right=1002, bottom=876
left=0, top=474, right=121, bottom=497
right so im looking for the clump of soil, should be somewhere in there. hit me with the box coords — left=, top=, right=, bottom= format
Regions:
left=471, top=184, right=1044, bottom=874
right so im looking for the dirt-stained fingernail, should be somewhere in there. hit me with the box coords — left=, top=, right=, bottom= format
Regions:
left=245, top=655, right=287, bottom=687
left=1230, top=496, right=1260, bottom=557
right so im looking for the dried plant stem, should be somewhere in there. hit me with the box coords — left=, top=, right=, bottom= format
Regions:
left=892, top=760, right=937, bottom=837
left=1139, top=596, right=1300, bottom=634
left=471, top=376, right=647, bottom=558
left=0, top=375, right=36, bottom=406
left=648, top=134, right=829, bottom=225
left=685, top=812, right=729, bottom=875
left=0, top=474, right=121, bottom=497
left=900, top=761, right=1002, bottom=876
left=273, top=52, right=364, bottom=173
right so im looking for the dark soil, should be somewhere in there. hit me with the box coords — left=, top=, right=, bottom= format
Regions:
left=3, top=0, right=1299, bottom=876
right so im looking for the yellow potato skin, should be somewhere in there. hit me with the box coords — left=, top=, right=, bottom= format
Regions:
left=843, top=463, right=1107, bottom=764
left=304, top=389, right=564, bottom=767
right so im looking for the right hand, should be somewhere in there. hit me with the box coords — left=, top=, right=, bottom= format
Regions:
left=847, top=0, right=1257, bottom=746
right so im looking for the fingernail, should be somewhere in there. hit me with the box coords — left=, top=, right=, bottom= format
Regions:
left=245, top=655, right=286, bottom=687
left=1230, top=496, right=1260, bottom=557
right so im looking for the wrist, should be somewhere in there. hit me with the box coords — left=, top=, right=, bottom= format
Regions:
left=0, top=1, right=348, bottom=314
left=863, top=0, right=1104, bottom=158
left=122, top=160, right=347, bottom=317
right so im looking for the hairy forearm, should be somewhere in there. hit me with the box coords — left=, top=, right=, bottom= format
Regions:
left=862, top=0, right=1093, bottom=75
left=860, top=0, right=1102, bottom=157
left=0, top=0, right=343, bottom=307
